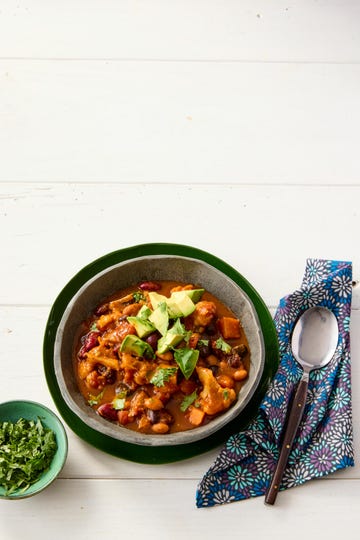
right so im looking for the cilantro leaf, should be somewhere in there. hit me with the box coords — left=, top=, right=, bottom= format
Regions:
left=215, top=337, right=232, bottom=354
left=133, top=291, right=145, bottom=303
left=174, top=348, right=199, bottom=379
left=150, top=367, right=178, bottom=387
left=180, top=390, right=198, bottom=412
left=87, top=390, right=104, bottom=406
left=0, top=418, right=57, bottom=495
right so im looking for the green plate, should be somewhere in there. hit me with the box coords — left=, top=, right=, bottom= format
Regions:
left=43, top=243, right=279, bottom=463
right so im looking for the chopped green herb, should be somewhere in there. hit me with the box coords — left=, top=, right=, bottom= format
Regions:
left=180, top=390, right=198, bottom=412
left=0, top=418, right=57, bottom=495
left=215, top=337, right=232, bottom=354
left=90, top=322, right=98, bottom=331
left=88, top=390, right=104, bottom=406
left=198, top=339, right=209, bottom=347
left=174, top=348, right=199, bottom=379
left=150, top=367, right=178, bottom=387
left=133, top=291, right=145, bottom=303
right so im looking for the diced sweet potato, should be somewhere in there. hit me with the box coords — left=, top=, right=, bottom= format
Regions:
left=217, top=317, right=241, bottom=339
left=117, top=410, right=130, bottom=425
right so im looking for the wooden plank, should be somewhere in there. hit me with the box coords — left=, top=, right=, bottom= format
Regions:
left=0, top=183, right=359, bottom=307
left=1, top=61, right=360, bottom=184
left=0, top=1, right=360, bottom=62
left=0, top=478, right=359, bottom=539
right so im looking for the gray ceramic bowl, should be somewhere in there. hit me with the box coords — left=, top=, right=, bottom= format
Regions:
left=54, top=255, right=265, bottom=446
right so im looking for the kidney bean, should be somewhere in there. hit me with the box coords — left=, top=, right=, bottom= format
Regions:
left=139, top=281, right=161, bottom=291
left=147, top=409, right=161, bottom=424
left=227, top=352, right=241, bottom=368
left=198, top=343, right=211, bottom=358
left=94, top=303, right=110, bottom=316
left=96, top=365, right=116, bottom=385
left=146, top=332, right=160, bottom=350
left=159, top=410, right=174, bottom=425
left=97, top=403, right=118, bottom=421
left=233, top=344, right=248, bottom=357
left=78, top=331, right=101, bottom=358
left=205, top=322, right=217, bottom=336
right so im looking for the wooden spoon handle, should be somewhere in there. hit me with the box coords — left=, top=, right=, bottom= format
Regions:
left=265, top=376, right=309, bottom=505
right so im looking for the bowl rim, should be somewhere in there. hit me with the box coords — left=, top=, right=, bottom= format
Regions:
left=43, top=243, right=279, bottom=463
left=0, top=399, right=68, bottom=500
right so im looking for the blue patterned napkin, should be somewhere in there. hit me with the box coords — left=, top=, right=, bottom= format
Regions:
left=196, top=259, right=354, bottom=507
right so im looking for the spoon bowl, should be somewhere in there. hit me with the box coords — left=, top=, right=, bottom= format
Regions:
left=265, top=307, right=339, bottom=505
left=292, top=307, right=339, bottom=374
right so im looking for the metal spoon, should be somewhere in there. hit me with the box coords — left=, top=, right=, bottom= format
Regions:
left=265, top=306, right=339, bottom=505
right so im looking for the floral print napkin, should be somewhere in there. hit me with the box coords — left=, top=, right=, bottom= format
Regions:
left=196, top=259, right=354, bottom=507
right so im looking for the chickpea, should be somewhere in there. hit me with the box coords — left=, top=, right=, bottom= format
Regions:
left=152, top=422, right=170, bottom=434
left=206, top=354, right=218, bottom=366
left=144, top=396, right=164, bottom=411
left=216, top=375, right=234, bottom=389
left=233, top=369, right=248, bottom=381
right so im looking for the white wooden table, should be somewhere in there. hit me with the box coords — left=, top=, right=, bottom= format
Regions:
left=1, top=2, right=359, bottom=538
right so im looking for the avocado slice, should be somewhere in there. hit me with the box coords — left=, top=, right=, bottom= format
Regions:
left=177, top=289, right=205, bottom=303
left=148, top=292, right=168, bottom=310
left=157, top=318, right=187, bottom=354
left=167, top=291, right=196, bottom=318
left=127, top=316, right=155, bottom=338
left=137, top=305, right=152, bottom=319
left=149, top=301, right=169, bottom=336
left=157, top=332, right=184, bottom=354
left=120, top=334, right=155, bottom=358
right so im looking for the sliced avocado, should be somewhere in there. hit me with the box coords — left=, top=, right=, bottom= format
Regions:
left=149, top=301, right=169, bottom=336
left=176, top=289, right=205, bottom=303
left=157, top=332, right=184, bottom=354
left=127, top=316, right=155, bottom=338
left=148, top=291, right=168, bottom=310
left=137, top=305, right=152, bottom=319
left=167, top=291, right=195, bottom=318
left=156, top=318, right=188, bottom=354
left=120, top=334, right=155, bottom=358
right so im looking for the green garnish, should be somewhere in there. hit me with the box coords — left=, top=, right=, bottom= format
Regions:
left=174, top=348, right=199, bottom=379
left=150, top=367, right=178, bottom=387
left=198, top=339, right=209, bottom=347
left=0, top=418, right=57, bottom=495
left=180, top=390, right=198, bottom=412
left=90, top=322, right=98, bottom=331
left=112, top=397, right=126, bottom=410
left=133, top=291, right=145, bottom=303
left=215, top=337, right=232, bottom=354
left=88, top=390, right=104, bottom=406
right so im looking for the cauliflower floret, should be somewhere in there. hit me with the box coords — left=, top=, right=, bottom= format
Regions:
left=192, top=301, right=217, bottom=328
left=196, top=366, right=236, bottom=415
